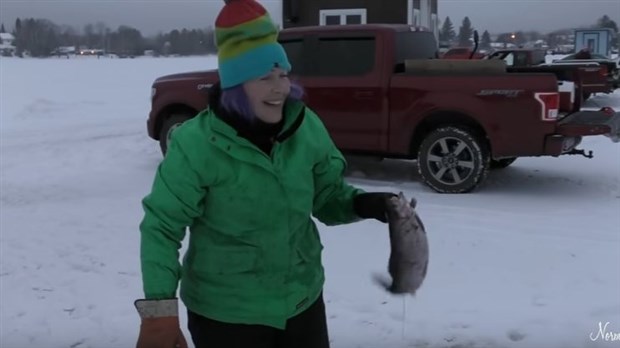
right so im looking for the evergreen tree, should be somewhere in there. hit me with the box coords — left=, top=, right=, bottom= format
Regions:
left=15, top=18, right=21, bottom=34
left=481, top=30, right=491, bottom=49
left=458, top=16, right=474, bottom=47
left=13, top=18, right=23, bottom=56
left=596, top=15, right=618, bottom=33
left=439, top=16, right=455, bottom=44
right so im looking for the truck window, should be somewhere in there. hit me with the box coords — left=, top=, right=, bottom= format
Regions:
left=514, top=52, right=528, bottom=66
left=486, top=51, right=505, bottom=60
left=315, top=37, right=375, bottom=76
left=503, top=52, right=515, bottom=66
left=395, top=31, right=438, bottom=62
left=280, top=39, right=305, bottom=75
left=532, top=50, right=545, bottom=65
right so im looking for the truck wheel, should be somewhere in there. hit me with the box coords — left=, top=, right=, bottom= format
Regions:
left=417, top=127, right=490, bottom=193
left=490, top=157, right=517, bottom=169
left=159, top=114, right=191, bottom=155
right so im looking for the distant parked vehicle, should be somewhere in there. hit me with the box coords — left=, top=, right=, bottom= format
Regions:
left=553, top=52, right=620, bottom=95
left=441, top=47, right=485, bottom=60
left=484, top=48, right=617, bottom=100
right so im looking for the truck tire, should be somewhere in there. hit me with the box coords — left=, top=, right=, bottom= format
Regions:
left=417, top=126, right=490, bottom=193
left=159, top=114, right=192, bottom=155
left=490, top=157, right=517, bottom=169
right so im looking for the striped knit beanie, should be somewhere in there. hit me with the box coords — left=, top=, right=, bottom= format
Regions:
left=215, top=0, right=292, bottom=88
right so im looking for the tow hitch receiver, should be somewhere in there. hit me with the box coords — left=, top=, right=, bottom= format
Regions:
left=565, top=148, right=594, bottom=158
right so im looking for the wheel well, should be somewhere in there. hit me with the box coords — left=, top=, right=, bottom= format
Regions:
left=154, top=104, right=199, bottom=140
left=409, top=111, right=488, bottom=158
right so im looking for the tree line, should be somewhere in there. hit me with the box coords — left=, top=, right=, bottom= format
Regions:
left=439, top=14, right=619, bottom=49
left=1, top=18, right=218, bottom=57
left=2, top=14, right=618, bottom=57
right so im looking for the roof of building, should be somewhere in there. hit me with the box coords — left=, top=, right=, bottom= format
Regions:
left=0, top=33, right=15, bottom=40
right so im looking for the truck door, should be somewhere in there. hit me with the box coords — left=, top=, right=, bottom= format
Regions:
left=296, top=33, right=386, bottom=153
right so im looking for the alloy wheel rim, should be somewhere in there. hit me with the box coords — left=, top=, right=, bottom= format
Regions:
left=426, top=137, right=476, bottom=185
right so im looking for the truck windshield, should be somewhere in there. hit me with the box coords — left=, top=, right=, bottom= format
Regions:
left=394, top=31, right=438, bottom=62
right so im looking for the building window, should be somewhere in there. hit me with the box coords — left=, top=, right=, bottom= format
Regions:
left=319, top=9, right=367, bottom=25
left=324, top=15, right=341, bottom=25
left=346, top=15, right=363, bottom=25
left=315, top=37, right=375, bottom=76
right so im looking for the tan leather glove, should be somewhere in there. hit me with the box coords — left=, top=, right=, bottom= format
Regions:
left=135, top=299, right=188, bottom=348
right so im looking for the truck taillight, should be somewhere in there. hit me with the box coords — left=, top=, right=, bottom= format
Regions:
left=535, top=92, right=559, bottom=121
left=557, top=81, right=575, bottom=109
left=600, top=106, right=615, bottom=116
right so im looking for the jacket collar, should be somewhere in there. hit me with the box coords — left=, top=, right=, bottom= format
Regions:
left=207, top=82, right=305, bottom=145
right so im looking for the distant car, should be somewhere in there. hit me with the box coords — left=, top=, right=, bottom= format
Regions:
left=437, top=43, right=451, bottom=58
left=483, top=48, right=547, bottom=66
left=441, top=47, right=485, bottom=59
left=484, top=48, right=613, bottom=100
left=558, top=52, right=618, bottom=62
left=554, top=53, right=620, bottom=89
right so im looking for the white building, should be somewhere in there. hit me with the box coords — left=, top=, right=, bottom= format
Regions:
left=268, top=0, right=439, bottom=42
left=0, top=32, right=16, bottom=56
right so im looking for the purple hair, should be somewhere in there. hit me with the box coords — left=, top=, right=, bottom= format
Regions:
left=220, top=82, right=305, bottom=122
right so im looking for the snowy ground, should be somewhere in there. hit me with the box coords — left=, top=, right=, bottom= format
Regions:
left=1, top=56, right=620, bottom=348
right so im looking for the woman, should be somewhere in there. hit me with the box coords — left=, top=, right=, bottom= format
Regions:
left=134, top=1, right=395, bottom=347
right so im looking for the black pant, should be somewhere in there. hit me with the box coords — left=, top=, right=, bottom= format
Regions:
left=187, top=293, right=330, bottom=348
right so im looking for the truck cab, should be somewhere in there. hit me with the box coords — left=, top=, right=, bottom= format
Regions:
left=278, top=24, right=439, bottom=153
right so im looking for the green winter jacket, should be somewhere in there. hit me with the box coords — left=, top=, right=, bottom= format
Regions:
left=139, top=99, right=363, bottom=329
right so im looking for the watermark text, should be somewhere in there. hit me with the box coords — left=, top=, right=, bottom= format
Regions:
left=590, top=322, right=620, bottom=342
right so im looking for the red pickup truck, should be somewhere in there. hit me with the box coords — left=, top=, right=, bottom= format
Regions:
left=147, top=24, right=620, bottom=193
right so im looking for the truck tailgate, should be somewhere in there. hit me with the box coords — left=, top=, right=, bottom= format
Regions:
left=557, top=108, right=620, bottom=142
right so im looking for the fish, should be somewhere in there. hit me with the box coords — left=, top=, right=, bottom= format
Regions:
left=374, top=192, right=429, bottom=295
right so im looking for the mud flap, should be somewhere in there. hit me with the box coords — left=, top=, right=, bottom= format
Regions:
left=557, top=108, right=620, bottom=143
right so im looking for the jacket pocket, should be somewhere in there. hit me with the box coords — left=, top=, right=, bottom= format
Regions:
left=193, top=245, right=259, bottom=276
left=296, top=228, right=323, bottom=264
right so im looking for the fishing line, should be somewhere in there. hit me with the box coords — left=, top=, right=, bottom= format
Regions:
left=402, top=296, right=407, bottom=340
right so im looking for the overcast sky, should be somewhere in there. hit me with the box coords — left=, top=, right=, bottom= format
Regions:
left=1, top=0, right=619, bottom=36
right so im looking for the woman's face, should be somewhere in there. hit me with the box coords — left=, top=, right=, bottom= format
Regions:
left=243, top=67, right=291, bottom=123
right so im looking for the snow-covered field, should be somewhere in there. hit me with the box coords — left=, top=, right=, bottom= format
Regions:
left=1, top=56, right=619, bottom=348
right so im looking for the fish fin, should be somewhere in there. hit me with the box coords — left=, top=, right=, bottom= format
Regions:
left=409, top=197, right=417, bottom=209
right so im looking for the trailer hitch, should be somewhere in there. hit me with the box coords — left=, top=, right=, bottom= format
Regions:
left=566, top=148, right=594, bottom=158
